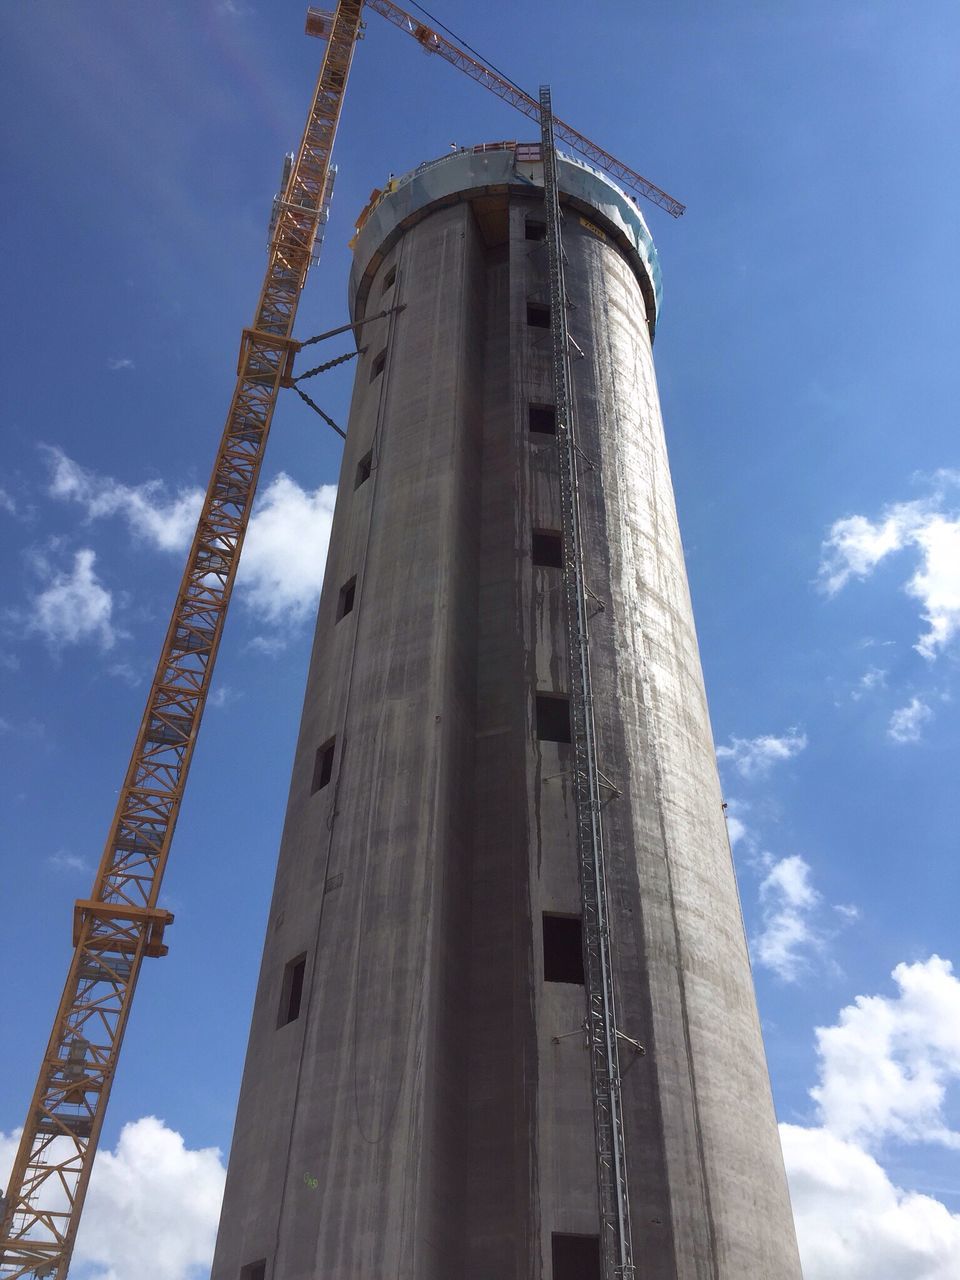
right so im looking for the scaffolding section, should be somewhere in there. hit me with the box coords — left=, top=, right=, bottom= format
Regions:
left=539, top=85, right=636, bottom=1280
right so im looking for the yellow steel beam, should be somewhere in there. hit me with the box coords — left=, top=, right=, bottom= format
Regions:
left=0, top=5, right=364, bottom=1276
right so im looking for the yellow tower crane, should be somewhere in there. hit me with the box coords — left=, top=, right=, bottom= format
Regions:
left=0, top=6, right=682, bottom=1276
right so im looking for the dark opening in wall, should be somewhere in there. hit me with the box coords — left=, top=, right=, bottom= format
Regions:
left=277, top=954, right=307, bottom=1027
left=311, top=737, right=335, bottom=793
left=533, top=530, right=563, bottom=568
left=543, top=915, right=585, bottom=985
left=552, top=1233, right=601, bottom=1280
left=355, top=449, right=373, bottom=488
left=529, top=403, right=557, bottom=435
left=525, top=219, right=547, bottom=241
left=527, top=302, right=551, bottom=329
left=382, top=264, right=397, bottom=294
left=536, top=694, right=571, bottom=743
left=370, top=348, right=387, bottom=380
left=239, top=1263, right=266, bottom=1280
left=336, top=576, right=357, bottom=621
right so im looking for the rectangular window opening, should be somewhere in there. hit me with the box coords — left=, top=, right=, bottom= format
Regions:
left=311, top=737, right=336, bottom=793
left=277, top=955, right=306, bottom=1028
left=526, top=302, right=551, bottom=329
left=525, top=219, right=547, bottom=241
left=355, top=449, right=373, bottom=489
left=536, top=693, right=571, bottom=744
left=543, top=915, right=585, bottom=986
left=370, top=348, right=387, bottom=381
left=532, top=530, right=563, bottom=569
left=552, top=1233, right=601, bottom=1280
left=381, top=264, right=397, bottom=294
left=239, top=1264, right=266, bottom=1280
left=529, top=403, right=557, bottom=435
left=336, top=576, right=357, bottom=622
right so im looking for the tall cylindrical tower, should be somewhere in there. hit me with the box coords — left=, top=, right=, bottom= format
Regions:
left=211, top=143, right=802, bottom=1280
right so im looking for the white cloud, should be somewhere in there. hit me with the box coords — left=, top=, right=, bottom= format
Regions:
left=42, top=449, right=336, bottom=630
left=782, top=1123, right=960, bottom=1280
left=754, top=854, right=821, bottom=982
left=47, top=850, right=88, bottom=872
left=28, top=548, right=116, bottom=650
left=44, top=446, right=203, bottom=553
left=0, top=1117, right=225, bottom=1280
left=782, top=956, right=960, bottom=1278
left=852, top=666, right=887, bottom=700
left=811, top=956, right=960, bottom=1149
left=238, top=473, right=337, bottom=625
left=0, top=486, right=16, bottom=515
left=106, top=357, right=135, bottom=371
left=888, top=697, right=933, bottom=744
left=716, top=729, right=807, bottom=779
left=819, top=476, right=960, bottom=659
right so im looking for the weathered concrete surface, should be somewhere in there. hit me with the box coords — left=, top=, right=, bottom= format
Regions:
left=212, top=146, right=802, bottom=1280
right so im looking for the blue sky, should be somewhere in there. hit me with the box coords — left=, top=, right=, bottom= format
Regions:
left=2, top=2, right=960, bottom=1275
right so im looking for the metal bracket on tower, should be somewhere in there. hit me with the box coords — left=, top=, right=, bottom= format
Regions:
left=539, top=84, right=636, bottom=1280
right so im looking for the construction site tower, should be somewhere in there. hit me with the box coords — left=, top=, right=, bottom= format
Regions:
left=211, top=142, right=803, bottom=1280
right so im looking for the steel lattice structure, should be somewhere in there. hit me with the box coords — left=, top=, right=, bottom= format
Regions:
left=366, top=0, right=685, bottom=218
left=0, top=6, right=364, bottom=1276
left=539, top=85, right=636, bottom=1280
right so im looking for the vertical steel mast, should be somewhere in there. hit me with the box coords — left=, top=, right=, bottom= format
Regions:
left=539, top=86, right=635, bottom=1280
left=0, top=7, right=364, bottom=1277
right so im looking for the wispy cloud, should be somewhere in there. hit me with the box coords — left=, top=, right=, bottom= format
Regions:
left=48, top=850, right=89, bottom=873
left=716, top=729, right=808, bottom=779
left=852, top=666, right=887, bottom=700
left=887, top=696, right=933, bottom=744
left=754, top=854, right=821, bottom=982
left=27, top=547, right=117, bottom=650
left=0, top=486, right=16, bottom=515
left=106, top=356, right=135, bottom=371
left=819, top=471, right=960, bottom=660
left=782, top=955, right=960, bottom=1277
left=43, top=445, right=202, bottom=553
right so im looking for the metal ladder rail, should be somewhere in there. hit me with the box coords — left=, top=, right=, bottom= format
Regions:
left=0, top=6, right=364, bottom=1277
left=539, top=86, right=635, bottom=1280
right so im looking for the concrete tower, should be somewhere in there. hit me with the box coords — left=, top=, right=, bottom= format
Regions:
left=211, top=143, right=802, bottom=1280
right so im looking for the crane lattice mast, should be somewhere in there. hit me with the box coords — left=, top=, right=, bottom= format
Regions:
left=0, top=7, right=363, bottom=1276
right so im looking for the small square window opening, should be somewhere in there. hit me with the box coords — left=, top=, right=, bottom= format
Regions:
left=543, top=915, right=585, bottom=985
left=355, top=450, right=373, bottom=489
left=382, top=264, right=397, bottom=294
left=311, top=737, right=336, bottom=793
left=532, top=531, right=563, bottom=569
left=277, top=954, right=307, bottom=1028
left=526, top=303, right=551, bottom=329
left=336, top=576, right=357, bottom=622
left=529, top=404, right=557, bottom=435
left=370, top=348, right=387, bottom=381
left=552, top=1233, right=601, bottom=1280
left=536, top=694, right=571, bottom=744
left=240, top=1263, right=267, bottom=1280
left=525, top=219, right=547, bottom=241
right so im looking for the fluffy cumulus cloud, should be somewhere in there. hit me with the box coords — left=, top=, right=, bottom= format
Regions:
left=818, top=472, right=960, bottom=660
left=715, top=728, right=807, bottom=779
left=754, top=854, right=821, bottom=982
left=888, top=696, right=934, bottom=744
left=41, top=448, right=336, bottom=630
left=0, top=1117, right=225, bottom=1280
left=783, top=956, right=960, bottom=1279
left=44, top=446, right=203, bottom=553
left=28, top=547, right=116, bottom=650
left=237, top=472, right=337, bottom=625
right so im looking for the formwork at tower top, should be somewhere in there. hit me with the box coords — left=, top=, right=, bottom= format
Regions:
left=210, top=135, right=803, bottom=1280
